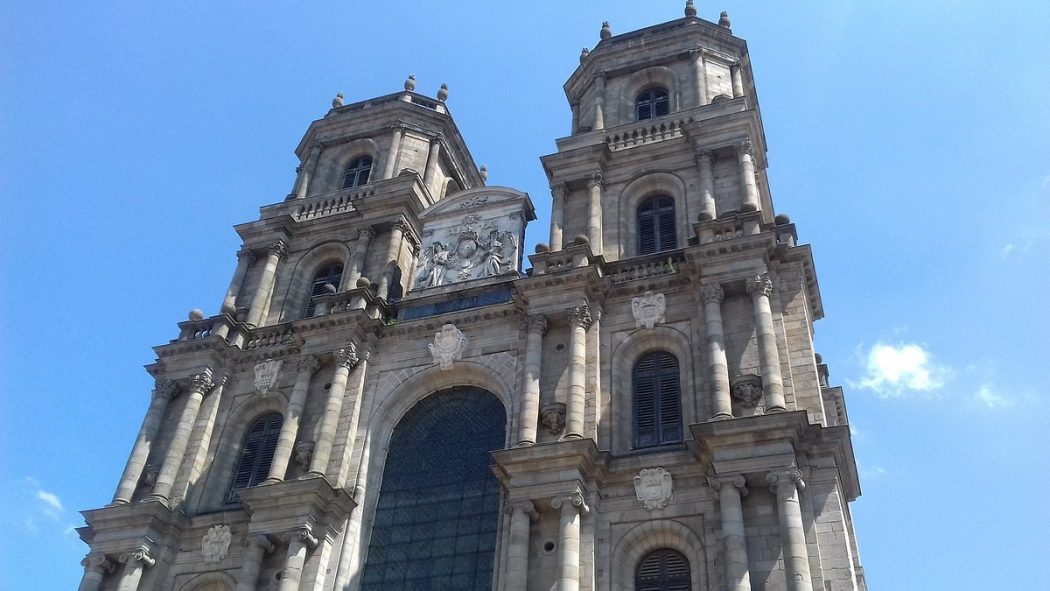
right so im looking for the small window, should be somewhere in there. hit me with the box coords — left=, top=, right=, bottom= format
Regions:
left=342, top=156, right=373, bottom=189
left=636, top=548, right=691, bottom=591
left=636, top=88, right=670, bottom=121
left=226, top=413, right=283, bottom=503
left=304, top=263, right=344, bottom=318
left=633, top=352, right=682, bottom=449
left=637, top=196, right=677, bottom=255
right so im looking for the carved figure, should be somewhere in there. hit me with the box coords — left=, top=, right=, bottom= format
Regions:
left=428, top=324, right=467, bottom=369
left=201, top=524, right=232, bottom=563
left=634, top=467, right=674, bottom=511
left=416, top=241, right=450, bottom=288
left=731, top=375, right=764, bottom=408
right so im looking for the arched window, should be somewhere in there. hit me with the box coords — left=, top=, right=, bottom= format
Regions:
left=342, top=156, right=373, bottom=189
left=636, top=548, right=691, bottom=591
left=304, top=262, right=343, bottom=318
left=633, top=352, right=682, bottom=449
left=636, top=88, right=670, bottom=120
left=637, top=196, right=677, bottom=255
left=361, top=387, right=506, bottom=590
left=225, top=413, right=283, bottom=503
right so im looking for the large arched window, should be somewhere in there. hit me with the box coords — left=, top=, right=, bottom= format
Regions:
left=361, top=387, right=506, bottom=590
left=303, top=262, right=343, bottom=318
left=636, top=548, right=691, bottom=591
left=342, top=156, right=373, bottom=189
left=636, top=88, right=670, bottom=120
left=637, top=196, right=677, bottom=255
left=225, top=413, right=283, bottom=503
left=633, top=352, right=682, bottom=449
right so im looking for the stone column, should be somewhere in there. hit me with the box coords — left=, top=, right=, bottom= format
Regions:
left=517, top=314, right=547, bottom=446
left=79, top=554, right=114, bottom=591
left=505, top=499, right=539, bottom=591
left=278, top=526, right=318, bottom=591
left=551, top=492, right=589, bottom=591
left=221, top=248, right=255, bottom=315
left=697, top=151, right=717, bottom=221
left=549, top=183, right=567, bottom=251
left=246, top=240, right=287, bottom=328
left=347, top=226, right=375, bottom=287
left=570, top=102, right=580, bottom=134
left=593, top=73, right=606, bottom=131
left=376, top=219, right=406, bottom=301
left=115, top=546, right=155, bottom=591
left=565, top=305, right=593, bottom=439
left=265, top=355, right=321, bottom=483
left=235, top=535, right=274, bottom=591
left=731, top=64, right=745, bottom=98
left=767, top=469, right=812, bottom=591
left=747, top=274, right=786, bottom=411
left=308, top=345, right=359, bottom=477
left=381, top=125, right=404, bottom=180
left=112, top=381, right=177, bottom=505
left=708, top=475, right=752, bottom=591
left=586, top=173, right=604, bottom=255
left=150, top=369, right=214, bottom=502
left=736, top=139, right=760, bottom=212
left=692, top=49, right=709, bottom=106
left=422, top=136, right=442, bottom=187
left=700, top=284, right=733, bottom=419
left=291, top=144, right=322, bottom=200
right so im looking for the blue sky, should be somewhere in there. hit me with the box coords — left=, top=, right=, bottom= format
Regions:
left=1, top=1, right=1047, bottom=589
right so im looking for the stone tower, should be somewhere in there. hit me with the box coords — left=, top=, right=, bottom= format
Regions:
left=78, top=5, right=867, bottom=591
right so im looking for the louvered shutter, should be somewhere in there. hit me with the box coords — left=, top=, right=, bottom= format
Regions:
left=305, top=263, right=344, bottom=318
left=636, top=548, right=691, bottom=591
left=634, top=354, right=658, bottom=448
left=658, top=360, right=682, bottom=444
left=656, top=199, right=677, bottom=251
left=226, top=413, right=284, bottom=503
left=638, top=197, right=676, bottom=255
left=634, top=352, right=682, bottom=449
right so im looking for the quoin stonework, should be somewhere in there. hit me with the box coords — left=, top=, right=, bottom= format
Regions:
left=79, top=4, right=867, bottom=591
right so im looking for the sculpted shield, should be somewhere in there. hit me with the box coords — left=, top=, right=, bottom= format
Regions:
left=634, top=467, right=674, bottom=511
left=254, top=359, right=282, bottom=395
left=201, top=524, right=232, bottom=563
left=428, top=324, right=467, bottom=370
left=631, top=291, right=666, bottom=330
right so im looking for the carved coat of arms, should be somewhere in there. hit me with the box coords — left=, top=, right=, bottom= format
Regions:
left=254, top=359, right=282, bottom=395
left=634, top=467, right=674, bottom=511
left=201, top=524, right=232, bottom=563
left=414, top=214, right=519, bottom=289
left=428, top=324, right=467, bottom=370
left=631, top=291, right=666, bottom=330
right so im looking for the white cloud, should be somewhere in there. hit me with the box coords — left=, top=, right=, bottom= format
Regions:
left=859, top=465, right=887, bottom=480
left=854, top=342, right=950, bottom=398
left=973, top=385, right=1013, bottom=409
left=21, top=477, right=67, bottom=524
left=1000, top=243, right=1015, bottom=258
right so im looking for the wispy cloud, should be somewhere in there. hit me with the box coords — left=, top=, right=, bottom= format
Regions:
left=853, top=342, right=950, bottom=398
left=859, top=465, right=887, bottom=480
left=21, top=477, right=71, bottom=535
left=973, top=384, right=1014, bottom=409
left=1000, top=243, right=1015, bottom=258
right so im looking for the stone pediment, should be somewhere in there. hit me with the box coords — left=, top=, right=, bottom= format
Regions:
left=412, top=187, right=535, bottom=290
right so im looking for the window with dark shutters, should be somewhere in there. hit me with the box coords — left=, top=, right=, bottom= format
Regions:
left=637, top=196, right=677, bottom=255
left=636, top=88, right=670, bottom=121
left=342, top=156, right=373, bottom=189
left=304, top=263, right=344, bottom=318
left=633, top=352, right=682, bottom=449
left=225, top=413, right=283, bottom=503
left=636, top=548, right=691, bottom=591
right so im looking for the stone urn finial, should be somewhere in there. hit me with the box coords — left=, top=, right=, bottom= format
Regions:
left=684, top=0, right=697, bottom=17
left=580, top=47, right=590, bottom=63
left=437, top=83, right=449, bottom=101
left=718, top=10, right=731, bottom=29
left=479, top=164, right=488, bottom=182
left=404, top=74, right=416, bottom=91
left=600, top=21, right=612, bottom=40
left=332, top=92, right=344, bottom=108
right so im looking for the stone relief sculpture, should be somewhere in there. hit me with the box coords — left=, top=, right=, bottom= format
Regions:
left=631, top=291, right=666, bottom=330
left=428, top=324, right=467, bottom=370
left=731, top=375, right=764, bottom=408
left=633, top=467, right=674, bottom=511
left=253, top=359, right=282, bottom=395
left=413, top=212, right=519, bottom=289
left=201, top=524, right=232, bottom=563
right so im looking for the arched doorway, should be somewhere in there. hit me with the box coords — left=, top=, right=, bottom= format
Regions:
left=361, top=386, right=506, bottom=589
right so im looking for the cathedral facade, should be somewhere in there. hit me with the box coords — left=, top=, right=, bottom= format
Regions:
left=79, top=5, right=867, bottom=591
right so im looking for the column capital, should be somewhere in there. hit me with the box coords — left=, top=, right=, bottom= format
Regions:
left=236, top=247, right=257, bottom=262
left=567, top=305, right=594, bottom=329
left=736, top=138, right=754, bottom=158
left=707, top=474, right=748, bottom=496
left=509, top=499, right=540, bottom=521
left=550, top=182, right=569, bottom=199
left=333, top=343, right=360, bottom=371
left=550, top=491, right=590, bottom=516
left=268, top=239, right=288, bottom=259
left=746, top=274, right=773, bottom=298
left=187, top=368, right=215, bottom=395
left=357, top=226, right=376, bottom=242
left=82, top=553, right=115, bottom=573
left=767, top=468, right=805, bottom=493
left=696, top=150, right=715, bottom=166
left=391, top=216, right=412, bottom=235
left=296, top=354, right=322, bottom=376
left=524, top=313, right=548, bottom=335
left=247, top=533, right=275, bottom=553
left=152, top=379, right=179, bottom=402
left=700, top=283, right=724, bottom=304
left=290, top=524, right=319, bottom=549
left=118, top=544, right=156, bottom=568
left=587, top=172, right=603, bottom=189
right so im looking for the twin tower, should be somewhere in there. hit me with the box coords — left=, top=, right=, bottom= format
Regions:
left=79, top=5, right=868, bottom=591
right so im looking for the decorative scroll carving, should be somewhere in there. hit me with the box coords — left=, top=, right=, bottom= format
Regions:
left=202, top=524, right=232, bottom=563
left=767, top=468, right=806, bottom=493
left=334, top=343, right=359, bottom=371
left=268, top=240, right=288, bottom=258
left=296, top=355, right=321, bottom=375
left=631, top=291, right=665, bottom=330
left=254, top=359, right=282, bottom=396
left=551, top=491, right=590, bottom=515
left=567, top=305, right=594, bottom=329
left=119, top=545, right=155, bottom=568
left=524, top=314, right=548, bottom=335
left=188, top=368, right=215, bottom=395
left=731, top=375, right=763, bottom=408
left=541, top=402, right=566, bottom=435
left=428, top=324, right=467, bottom=370
left=699, top=283, right=724, bottom=304
left=508, top=499, right=539, bottom=520
left=634, top=467, right=674, bottom=510
left=746, top=274, right=773, bottom=298
left=153, top=380, right=178, bottom=401
left=707, top=473, right=748, bottom=497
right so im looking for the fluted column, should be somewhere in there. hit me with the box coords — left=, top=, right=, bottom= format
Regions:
left=747, top=274, right=786, bottom=411
left=278, top=526, right=318, bottom=591
left=150, top=369, right=214, bottom=502
left=115, top=546, right=155, bottom=591
left=347, top=226, right=375, bottom=287
left=291, top=144, right=322, bottom=200
left=709, top=475, right=752, bottom=591
left=565, top=305, right=593, bottom=439
left=517, top=314, right=547, bottom=446
left=221, top=248, right=255, bottom=315
left=265, top=355, right=321, bottom=483
left=79, top=554, right=114, bottom=591
left=308, top=345, right=358, bottom=477
left=692, top=49, right=709, bottom=106
left=586, top=174, right=604, bottom=255
left=235, top=534, right=274, bottom=591
left=422, top=136, right=442, bottom=187
left=697, top=151, right=717, bottom=221
left=381, top=125, right=404, bottom=180
left=736, top=139, right=760, bottom=212
left=112, top=381, right=177, bottom=505
left=246, top=240, right=287, bottom=327
left=593, top=73, right=606, bottom=131
left=551, top=492, right=589, bottom=591
left=505, top=499, right=539, bottom=591
left=549, top=183, right=567, bottom=251
left=731, top=64, right=745, bottom=98
left=768, top=469, right=812, bottom=591
left=700, top=284, right=733, bottom=419
left=376, top=219, right=406, bottom=301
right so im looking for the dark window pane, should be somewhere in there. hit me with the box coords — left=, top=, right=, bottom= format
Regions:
left=226, top=413, right=282, bottom=502
left=633, top=352, right=682, bottom=448
left=636, top=88, right=670, bottom=121
left=636, top=548, right=691, bottom=591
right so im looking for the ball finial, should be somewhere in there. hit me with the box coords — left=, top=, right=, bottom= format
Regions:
left=600, top=21, right=612, bottom=40
left=188, top=308, right=205, bottom=321
left=404, top=74, right=416, bottom=91
left=718, top=11, right=731, bottom=29
left=684, top=0, right=697, bottom=17
left=437, top=83, right=449, bottom=101
left=331, top=92, right=344, bottom=108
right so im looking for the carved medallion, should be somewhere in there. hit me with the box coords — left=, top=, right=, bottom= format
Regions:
left=634, top=467, right=674, bottom=511
left=254, top=359, right=283, bottom=395
left=201, top=524, right=232, bottom=563
left=731, top=375, right=764, bottom=408
left=631, top=291, right=666, bottom=330
left=428, top=324, right=467, bottom=370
